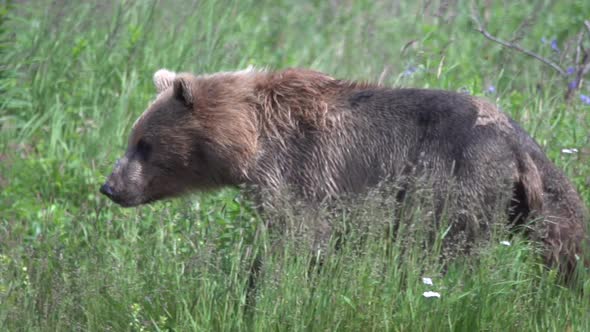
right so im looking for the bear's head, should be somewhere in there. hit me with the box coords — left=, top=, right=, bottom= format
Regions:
left=100, top=69, right=259, bottom=207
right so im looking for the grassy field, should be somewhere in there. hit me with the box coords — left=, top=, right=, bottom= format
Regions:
left=1, top=0, right=590, bottom=331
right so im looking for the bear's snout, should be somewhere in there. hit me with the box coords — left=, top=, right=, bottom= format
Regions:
left=99, top=183, right=115, bottom=199
left=99, top=182, right=127, bottom=205
left=99, top=174, right=147, bottom=207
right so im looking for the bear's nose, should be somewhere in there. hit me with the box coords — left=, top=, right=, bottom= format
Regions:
left=100, top=183, right=114, bottom=198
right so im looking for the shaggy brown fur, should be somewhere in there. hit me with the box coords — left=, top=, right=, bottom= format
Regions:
left=100, top=67, right=589, bottom=279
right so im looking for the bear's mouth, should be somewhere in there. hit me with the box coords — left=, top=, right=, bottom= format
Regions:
left=100, top=187, right=145, bottom=208
left=104, top=194, right=136, bottom=207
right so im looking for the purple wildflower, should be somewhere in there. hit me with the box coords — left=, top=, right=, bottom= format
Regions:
left=581, top=94, right=590, bottom=105
left=569, top=81, right=577, bottom=90
left=487, top=85, right=496, bottom=94
left=403, top=66, right=418, bottom=77
left=551, top=39, right=559, bottom=53
left=567, top=67, right=575, bottom=75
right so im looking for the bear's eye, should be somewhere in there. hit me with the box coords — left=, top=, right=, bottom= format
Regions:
left=136, top=139, right=152, bottom=161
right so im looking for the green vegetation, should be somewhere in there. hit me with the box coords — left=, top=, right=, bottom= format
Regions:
left=1, top=0, right=589, bottom=330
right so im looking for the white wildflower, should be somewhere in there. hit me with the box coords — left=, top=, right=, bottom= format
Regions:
left=561, top=148, right=578, bottom=154
left=423, top=291, right=441, bottom=298
left=422, top=277, right=433, bottom=286
left=500, top=240, right=511, bottom=246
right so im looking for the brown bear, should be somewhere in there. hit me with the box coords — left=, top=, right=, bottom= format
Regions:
left=100, top=67, right=588, bottom=279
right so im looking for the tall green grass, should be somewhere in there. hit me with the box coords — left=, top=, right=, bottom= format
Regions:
left=1, top=0, right=589, bottom=330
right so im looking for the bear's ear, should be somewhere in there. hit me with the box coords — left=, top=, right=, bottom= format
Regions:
left=172, top=74, right=195, bottom=105
left=153, top=69, right=177, bottom=94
